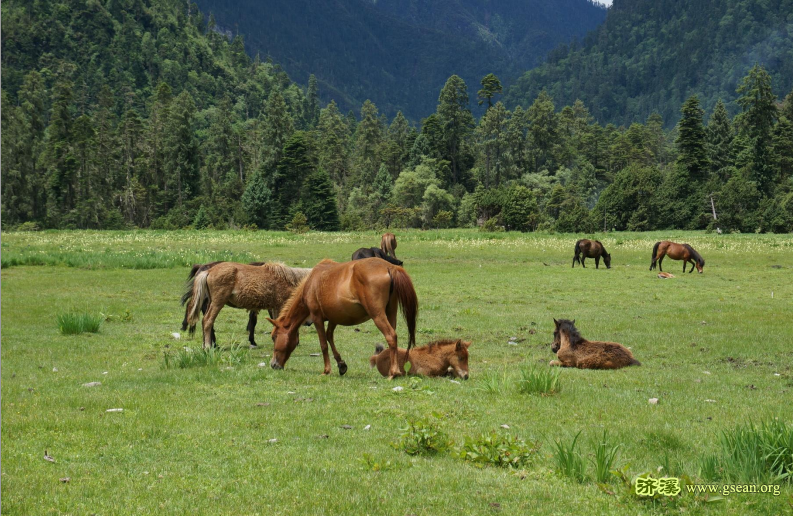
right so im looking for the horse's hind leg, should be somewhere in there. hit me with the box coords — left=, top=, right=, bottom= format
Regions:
left=572, top=254, right=578, bottom=268
left=247, top=311, right=258, bottom=348
left=581, top=257, right=586, bottom=268
left=658, top=255, right=663, bottom=272
left=595, top=256, right=600, bottom=269
left=201, top=299, right=217, bottom=347
left=201, top=302, right=223, bottom=350
left=372, top=312, right=401, bottom=379
left=325, top=322, right=347, bottom=376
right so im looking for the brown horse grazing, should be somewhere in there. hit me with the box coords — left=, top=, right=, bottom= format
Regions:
left=572, top=239, right=611, bottom=269
left=369, top=339, right=470, bottom=379
left=181, top=261, right=265, bottom=346
left=266, top=258, right=418, bottom=378
left=381, top=233, right=397, bottom=259
left=351, top=247, right=403, bottom=266
left=650, top=241, right=704, bottom=273
left=186, top=262, right=312, bottom=349
left=550, top=319, right=640, bottom=369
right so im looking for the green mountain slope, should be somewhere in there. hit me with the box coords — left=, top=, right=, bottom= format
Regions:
left=505, top=0, right=793, bottom=126
left=193, top=0, right=606, bottom=119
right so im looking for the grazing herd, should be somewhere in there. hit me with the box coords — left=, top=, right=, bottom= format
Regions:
left=179, top=235, right=705, bottom=377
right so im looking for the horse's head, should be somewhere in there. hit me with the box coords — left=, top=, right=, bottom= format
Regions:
left=696, top=260, right=704, bottom=273
left=551, top=318, right=575, bottom=353
left=266, top=317, right=299, bottom=369
left=447, top=340, right=471, bottom=380
left=603, top=253, right=612, bottom=269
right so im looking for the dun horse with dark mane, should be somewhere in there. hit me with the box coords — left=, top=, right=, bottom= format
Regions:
left=650, top=241, right=704, bottom=273
left=267, top=258, right=418, bottom=378
left=370, top=339, right=470, bottom=379
left=550, top=319, right=640, bottom=369
left=381, top=233, right=398, bottom=259
left=572, top=239, right=611, bottom=269
left=186, top=262, right=311, bottom=349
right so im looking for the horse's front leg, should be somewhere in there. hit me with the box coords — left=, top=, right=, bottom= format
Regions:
left=312, top=317, right=333, bottom=375
left=683, top=261, right=687, bottom=273
left=549, top=360, right=563, bottom=367
left=372, top=313, right=401, bottom=379
left=595, top=256, right=600, bottom=269
left=689, top=260, right=695, bottom=273
left=325, top=322, right=347, bottom=376
left=247, top=311, right=258, bottom=348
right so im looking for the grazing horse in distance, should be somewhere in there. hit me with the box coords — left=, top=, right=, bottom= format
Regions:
left=186, top=262, right=312, bottom=349
left=267, top=259, right=418, bottom=378
left=650, top=241, right=705, bottom=273
left=181, top=261, right=264, bottom=347
left=572, top=239, right=611, bottom=269
left=550, top=319, right=640, bottom=369
left=381, top=233, right=398, bottom=259
left=351, top=247, right=403, bottom=266
left=370, top=339, right=470, bottom=379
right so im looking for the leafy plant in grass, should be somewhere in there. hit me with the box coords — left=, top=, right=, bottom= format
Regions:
left=476, top=369, right=508, bottom=394
left=57, top=311, right=102, bottom=335
left=393, top=419, right=450, bottom=456
left=360, top=453, right=394, bottom=471
left=458, top=431, right=540, bottom=468
left=708, top=418, right=793, bottom=483
left=162, top=344, right=249, bottom=369
left=554, top=431, right=587, bottom=482
left=516, top=365, right=562, bottom=395
left=591, top=431, right=621, bottom=483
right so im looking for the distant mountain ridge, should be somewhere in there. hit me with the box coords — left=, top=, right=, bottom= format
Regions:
left=194, top=0, right=606, bottom=119
left=505, top=0, right=793, bottom=127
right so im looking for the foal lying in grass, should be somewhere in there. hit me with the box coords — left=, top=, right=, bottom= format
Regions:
left=370, top=339, right=470, bottom=379
left=550, top=319, right=640, bottom=369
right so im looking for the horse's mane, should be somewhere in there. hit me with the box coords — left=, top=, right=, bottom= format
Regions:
left=422, top=339, right=461, bottom=351
left=260, top=262, right=312, bottom=286
left=557, top=319, right=586, bottom=347
left=277, top=273, right=311, bottom=320
left=683, top=244, right=704, bottom=266
left=595, top=240, right=608, bottom=253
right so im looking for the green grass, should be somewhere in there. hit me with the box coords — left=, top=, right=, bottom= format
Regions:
left=2, top=229, right=793, bottom=515
left=554, top=431, right=588, bottom=483
left=56, top=311, right=103, bottom=335
left=516, top=364, right=562, bottom=395
left=162, top=344, right=250, bottom=369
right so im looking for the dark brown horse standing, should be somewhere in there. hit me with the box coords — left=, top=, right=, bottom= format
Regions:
left=650, top=241, right=705, bottom=273
left=267, top=258, right=418, bottom=378
left=351, top=247, right=403, bottom=266
left=572, top=239, right=611, bottom=269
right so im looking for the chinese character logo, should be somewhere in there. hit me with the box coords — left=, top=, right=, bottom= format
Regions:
left=635, top=476, right=680, bottom=497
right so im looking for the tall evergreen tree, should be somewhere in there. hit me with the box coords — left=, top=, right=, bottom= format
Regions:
left=263, top=89, right=295, bottom=170
left=477, top=73, right=503, bottom=109
left=272, top=131, right=314, bottom=228
left=317, top=100, right=350, bottom=185
left=675, top=95, right=709, bottom=181
left=301, top=168, right=340, bottom=231
left=303, top=74, right=320, bottom=128
left=735, top=65, right=778, bottom=194
left=707, top=99, right=733, bottom=177
left=352, top=100, right=383, bottom=186
left=527, top=90, right=559, bottom=172
left=437, top=75, right=474, bottom=185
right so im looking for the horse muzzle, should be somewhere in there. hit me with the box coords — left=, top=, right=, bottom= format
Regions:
left=270, top=358, right=283, bottom=370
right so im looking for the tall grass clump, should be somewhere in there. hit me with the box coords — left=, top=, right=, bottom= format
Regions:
left=706, top=418, right=793, bottom=483
left=554, top=431, right=587, bottom=482
left=57, top=311, right=103, bottom=335
left=162, top=344, right=249, bottom=369
left=591, top=431, right=621, bottom=483
left=516, top=365, right=561, bottom=395
left=476, top=369, right=508, bottom=394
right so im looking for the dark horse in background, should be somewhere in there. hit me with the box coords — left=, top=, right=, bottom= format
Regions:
left=352, top=247, right=403, bottom=266
left=650, top=241, right=705, bottom=273
left=572, top=239, right=611, bottom=269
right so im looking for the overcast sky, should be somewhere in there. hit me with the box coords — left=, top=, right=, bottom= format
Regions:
left=595, top=0, right=613, bottom=6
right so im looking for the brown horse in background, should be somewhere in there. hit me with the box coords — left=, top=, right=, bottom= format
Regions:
left=181, top=261, right=264, bottom=346
left=267, top=258, right=418, bottom=378
left=186, top=262, right=312, bottom=349
left=381, top=233, right=397, bottom=259
left=351, top=247, right=403, bottom=266
left=550, top=319, right=640, bottom=369
left=650, top=241, right=704, bottom=273
left=572, top=239, right=611, bottom=269
left=369, top=339, right=470, bottom=379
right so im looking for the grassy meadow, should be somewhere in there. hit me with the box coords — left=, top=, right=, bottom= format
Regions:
left=2, top=229, right=792, bottom=515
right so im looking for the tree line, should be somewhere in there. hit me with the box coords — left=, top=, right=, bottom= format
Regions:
left=2, top=1, right=793, bottom=233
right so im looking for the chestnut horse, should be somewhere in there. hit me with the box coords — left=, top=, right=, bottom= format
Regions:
left=267, top=258, right=418, bottom=378
left=572, top=239, right=611, bottom=269
left=550, top=319, right=640, bottom=369
left=181, top=261, right=264, bottom=346
left=369, top=339, right=470, bottom=379
left=650, top=241, right=704, bottom=273
left=186, top=262, right=312, bottom=349
left=351, top=247, right=403, bottom=266
left=381, top=233, right=397, bottom=259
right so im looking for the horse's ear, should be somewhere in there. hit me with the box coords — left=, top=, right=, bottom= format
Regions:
left=265, top=317, right=279, bottom=327
left=463, top=341, right=471, bottom=348
left=455, top=339, right=463, bottom=351
left=571, top=319, right=576, bottom=325
left=553, top=318, right=559, bottom=327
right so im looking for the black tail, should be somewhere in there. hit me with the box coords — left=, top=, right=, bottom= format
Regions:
left=374, top=344, right=384, bottom=354
left=573, top=240, right=581, bottom=267
left=650, top=242, right=660, bottom=270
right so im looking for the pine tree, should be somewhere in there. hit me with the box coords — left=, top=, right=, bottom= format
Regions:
left=527, top=90, right=559, bottom=172
left=676, top=95, right=709, bottom=181
left=707, top=99, right=733, bottom=177
left=436, top=75, right=474, bottom=185
left=241, top=170, right=272, bottom=228
left=263, top=90, right=295, bottom=170
left=317, top=100, right=349, bottom=185
left=301, top=168, right=340, bottom=231
left=303, top=74, right=320, bottom=128
left=43, top=69, right=77, bottom=224
left=477, top=73, right=503, bottom=109
left=772, top=116, right=793, bottom=183
left=272, top=131, right=314, bottom=228
left=475, top=101, right=508, bottom=187
left=352, top=100, right=383, bottom=186
left=165, top=90, right=200, bottom=207
left=735, top=65, right=778, bottom=194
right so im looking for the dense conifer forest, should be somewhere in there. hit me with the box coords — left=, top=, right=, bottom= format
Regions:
left=3, top=0, right=793, bottom=233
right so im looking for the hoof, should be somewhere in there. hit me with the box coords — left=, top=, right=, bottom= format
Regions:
left=249, top=343, right=258, bottom=349
left=338, top=361, right=348, bottom=376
